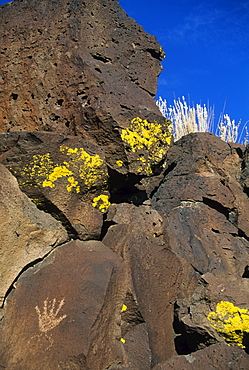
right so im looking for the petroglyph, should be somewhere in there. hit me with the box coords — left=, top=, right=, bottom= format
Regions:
left=30, top=297, right=67, bottom=350
left=35, top=297, right=67, bottom=333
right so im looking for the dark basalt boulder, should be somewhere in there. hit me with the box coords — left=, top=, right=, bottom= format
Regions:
left=0, top=131, right=108, bottom=240
left=0, top=164, right=68, bottom=307
left=152, top=132, right=249, bottom=357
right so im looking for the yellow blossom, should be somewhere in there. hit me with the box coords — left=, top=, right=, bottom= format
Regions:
left=207, top=301, right=249, bottom=348
left=92, top=194, right=111, bottom=213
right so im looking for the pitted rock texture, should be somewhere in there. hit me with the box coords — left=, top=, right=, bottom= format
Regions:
left=0, top=164, right=68, bottom=307
left=0, top=0, right=170, bottom=175
left=0, top=131, right=107, bottom=240
left=152, top=343, right=249, bottom=370
left=152, top=133, right=249, bottom=356
left=103, top=203, right=182, bottom=366
left=152, top=132, right=249, bottom=278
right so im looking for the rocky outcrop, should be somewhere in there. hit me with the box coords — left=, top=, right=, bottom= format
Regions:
left=152, top=133, right=249, bottom=356
left=0, top=131, right=108, bottom=240
left=0, top=164, right=68, bottom=307
left=0, top=240, right=126, bottom=369
left=0, top=0, right=171, bottom=177
left=1, top=0, right=249, bottom=369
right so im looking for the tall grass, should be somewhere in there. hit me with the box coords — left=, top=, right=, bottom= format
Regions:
left=156, top=96, right=248, bottom=145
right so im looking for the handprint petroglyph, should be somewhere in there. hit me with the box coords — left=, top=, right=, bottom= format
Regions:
left=29, top=297, right=67, bottom=350
left=35, top=297, right=67, bottom=333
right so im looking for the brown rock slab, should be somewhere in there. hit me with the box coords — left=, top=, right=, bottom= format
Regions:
left=0, top=131, right=108, bottom=240
left=0, top=240, right=127, bottom=370
left=106, top=202, right=164, bottom=237
left=123, top=323, right=151, bottom=370
left=0, top=164, right=68, bottom=306
left=152, top=343, right=249, bottom=370
left=103, top=203, right=182, bottom=367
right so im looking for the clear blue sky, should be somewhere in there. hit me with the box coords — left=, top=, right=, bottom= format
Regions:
left=1, top=0, right=249, bottom=140
left=119, top=0, right=249, bottom=141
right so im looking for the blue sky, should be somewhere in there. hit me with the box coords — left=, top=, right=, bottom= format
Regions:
left=119, top=0, right=249, bottom=141
left=1, top=0, right=249, bottom=141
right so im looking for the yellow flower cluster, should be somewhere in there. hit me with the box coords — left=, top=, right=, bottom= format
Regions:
left=116, top=160, right=123, bottom=167
left=20, top=153, right=54, bottom=184
left=207, top=301, right=249, bottom=348
left=120, top=117, right=172, bottom=175
left=60, top=146, right=107, bottom=190
left=121, top=304, right=127, bottom=312
left=20, top=146, right=108, bottom=193
left=92, top=194, right=111, bottom=213
left=42, top=165, right=74, bottom=188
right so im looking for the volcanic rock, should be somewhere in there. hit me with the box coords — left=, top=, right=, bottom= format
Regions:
left=0, top=131, right=108, bottom=240
left=152, top=132, right=249, bottom=355
left=103, top=203, right=182, bottom=366
left=0, top=0, right=172, bottom=176
left=152, top=133, right=249, bottom=278
left=152, top=343, right=249, bottom=370
left=0, top=240, right=126, bottom=370
left=1, top=0, right=249, bottom=368
left=0, top=163, right=68, bottom=307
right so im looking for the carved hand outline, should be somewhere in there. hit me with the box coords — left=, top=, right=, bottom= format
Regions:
left=35, top=297, right=67, bottom=333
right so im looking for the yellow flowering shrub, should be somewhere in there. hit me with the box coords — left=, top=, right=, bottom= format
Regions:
left=60, top=146, right=107, bottom=190
left=120, top=117, right=172, bottom=175
left=92, top=194, right=111, bottom=213
left=207, top=301, right=249, bottom=348
left=20, top=146, right=108, bottom=193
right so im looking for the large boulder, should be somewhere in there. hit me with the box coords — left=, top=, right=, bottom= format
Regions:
left=0, top=164, right=68, bottom=307
left=0, top=131, right=108, bottom=240
left=153, top=343, right=249, bottom=370
left=0, top=240, right=127, bottom=369
left=103, top=203, right=182, bottom=367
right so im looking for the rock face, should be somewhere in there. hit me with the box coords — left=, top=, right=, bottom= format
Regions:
left=153, top=343, right=249, bottom=370
left=0, top=164, right=68, bottom=307
left=1, top=0, right=249, bottom=369
left=0, top=0, right=172, bottom=177
left=0, top=240, right=126, bottom=369
left=0, top=131, right=108, bottom=240
left=152, top=133, right=249, bottom=356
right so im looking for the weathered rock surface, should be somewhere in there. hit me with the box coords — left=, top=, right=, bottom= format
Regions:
left=0, top=240, right=126, bottom=370
left=152, top=132, right=249, bottom=356
left=152, top=133, right=249, bottom=280
left=1, top=131, right=249, bottom=368
left=103, top=203, right=182, bottom=366
left=0, top=131, right=108, bottom=240
left=0, top=164, right=68, bottom=307
left=0, top=0, right=172, bottom=176
left=153, top=343, right=249, bottom=370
